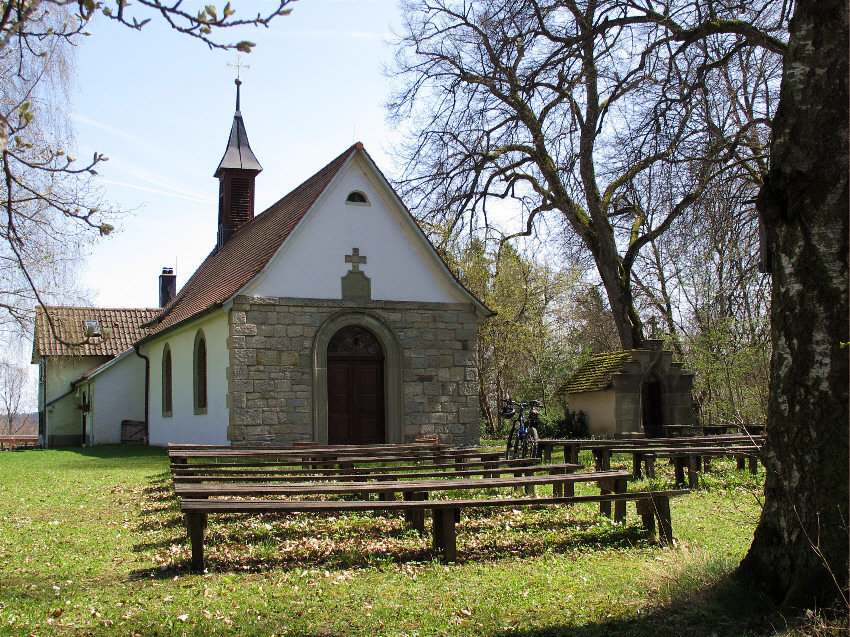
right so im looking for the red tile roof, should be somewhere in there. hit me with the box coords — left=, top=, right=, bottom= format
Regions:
left=32, top=306, right=160, bottom=361
left=146, top=144, right=359, bottom=335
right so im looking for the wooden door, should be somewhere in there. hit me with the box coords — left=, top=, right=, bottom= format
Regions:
left=327, top=326, right=385, bottom=445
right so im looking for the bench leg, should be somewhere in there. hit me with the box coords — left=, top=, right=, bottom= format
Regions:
left=524, top=469, right=535, bottom=497
left=613, top=478, right=627, bottom=523
left=543, top=446, right=552, bottom=463
left=636, top=498, right=656, bottom=536
left=404, top=492, right=426, bottom=533
left=653, top=495, right=673, bottom=545
left=187, top=512, right=206, bottom=571
left=644, top=455, right=656, bottom=478
left=432, top=508, right=457, bottom=563
left=736, top=455, right=746, bottom=471
left=673, top=457, right=687, bottom=487
left=636, top=496, right=673, bottom=545
left=513, top=471, right=535, bottom=497
left=749, top=456, right=758, bottom=475
left=687, top=456, right=700, bottom=489
left=597, top=477, right=626, bottom=518
left=632, top=453, right=643, bottom=479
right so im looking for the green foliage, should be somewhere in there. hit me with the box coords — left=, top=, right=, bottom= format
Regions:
left=684, top=314, right=770, bottom=425
left=534, top=409, right=590, bottom=439
left=431, top=228, right=584, bottom=435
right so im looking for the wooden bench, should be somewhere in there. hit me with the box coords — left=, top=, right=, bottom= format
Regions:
left=171, top=458, right=557, bottom=483
left=169, top=448, right=504, bottom=471
left=538, top=434, right=764, bottom=464
left=179, top=482, right=688, bottom=569
left=616, top=446, right=762, bottom=487
left=169, top=444, right=689, bottom=569
left=0, top=434, right=39, bottom=450
left=173, top=467, right=614, bottom=503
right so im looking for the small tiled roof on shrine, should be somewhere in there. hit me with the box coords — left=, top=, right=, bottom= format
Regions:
left=556, top=351, right=634, bottom=395
left=32, top=306, right=160, bottom=362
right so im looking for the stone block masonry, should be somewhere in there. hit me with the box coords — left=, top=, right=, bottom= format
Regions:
left=227, top=296, right=482, bottom=447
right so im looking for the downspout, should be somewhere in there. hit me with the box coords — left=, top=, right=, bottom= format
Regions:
left=133, top=344, right=150, bottom=444
left=40, top=356, right=48, bottom=448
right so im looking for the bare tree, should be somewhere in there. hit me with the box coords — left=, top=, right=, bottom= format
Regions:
left=389, top=0, right=786, bottom=349
left=0, top=360, right=26, bottom=435
left=0, top=1, right=295, bottom=343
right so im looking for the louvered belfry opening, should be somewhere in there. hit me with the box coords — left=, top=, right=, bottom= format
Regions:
left=217, top=168, right=258, bottom=249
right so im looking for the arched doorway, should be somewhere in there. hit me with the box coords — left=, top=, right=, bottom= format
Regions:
left=642, top=378, right=665, bottom=438
left=326, top=325, right=385, bottom=444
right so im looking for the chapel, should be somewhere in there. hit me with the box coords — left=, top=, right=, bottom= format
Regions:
left=555, top=340, right=694, bottom=437
left=32, top=80, right=492, bottom=448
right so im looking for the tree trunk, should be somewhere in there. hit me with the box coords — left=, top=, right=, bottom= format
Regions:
left=738, top=0, right=849, bottom=611
left=596, top=250, right=643, bottom=351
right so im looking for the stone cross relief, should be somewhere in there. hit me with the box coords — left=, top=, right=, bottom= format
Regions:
left=342, top=248, right=371, bottom=299
left=345, top=248, right=367, bottom=272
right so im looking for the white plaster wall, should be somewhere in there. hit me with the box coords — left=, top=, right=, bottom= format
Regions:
left=145, top=311, right=230, bottom=446
left=247, top=156, right=468, bottom=304
left=569, top=391, right=617, bottom=436
left=42, top=356, right=110, bottom=444
left=88, top=353, right=147, bottom=444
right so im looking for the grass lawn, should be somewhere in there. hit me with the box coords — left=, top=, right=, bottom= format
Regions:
left=0, top=445, right=839, bottom=636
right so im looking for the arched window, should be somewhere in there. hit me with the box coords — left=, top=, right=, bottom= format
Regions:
left=162, top=344, right=173, bottom=417
left=345, top=190, right=369, bottom=205
left=193, top=331, right=207, bottom=414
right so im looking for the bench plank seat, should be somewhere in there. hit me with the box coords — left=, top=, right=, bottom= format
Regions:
left=172, top=462, right=578, bottom=484
left=181, top=488, right=689, bottom=569
left=170, top=455, right=532, bottom=474
left=173, top=468, right=621, bottom=499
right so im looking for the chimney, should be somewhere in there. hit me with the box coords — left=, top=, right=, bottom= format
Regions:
left=214, top=78, right=262, bottom=250
left=159, top=267, right=176, bottom=307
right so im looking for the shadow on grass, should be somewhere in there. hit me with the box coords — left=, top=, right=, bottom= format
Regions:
left=488, top=569, right=781, bottom=637
left=130, top=510, right=657, bottom=577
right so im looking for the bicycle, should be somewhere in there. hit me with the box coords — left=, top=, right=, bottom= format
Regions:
left=500, top=397, right=541, bottom=460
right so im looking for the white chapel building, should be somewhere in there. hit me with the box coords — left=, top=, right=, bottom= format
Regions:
left=32, top=82, right=493, bottom=448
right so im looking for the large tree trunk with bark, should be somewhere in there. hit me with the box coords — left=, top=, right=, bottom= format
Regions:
left=738, top=0, right=849, bottom=611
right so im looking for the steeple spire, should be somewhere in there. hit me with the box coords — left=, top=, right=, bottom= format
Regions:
left=215, top=78, right=262, bottom=176
left=215, top=78, right=262, bottom=250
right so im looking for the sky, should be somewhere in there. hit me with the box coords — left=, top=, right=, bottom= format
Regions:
left=71, top=0, right=406, bottom=309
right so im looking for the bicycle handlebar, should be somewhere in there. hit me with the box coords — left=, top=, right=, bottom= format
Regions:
left=501, top=397, right=541, bottom=409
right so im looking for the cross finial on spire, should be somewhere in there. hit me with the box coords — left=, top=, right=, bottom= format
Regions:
left=227, top=54, right=250, bottom=79
left=228, top=54, right=250, bottom=112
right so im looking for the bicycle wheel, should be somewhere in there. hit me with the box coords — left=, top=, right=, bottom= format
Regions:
left=506, top=424, right=519, bottom=460
left=520, top=430, right=529, bottom=458
left=528, top=427, right=539, bottom=459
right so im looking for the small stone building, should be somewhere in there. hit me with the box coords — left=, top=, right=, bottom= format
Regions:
left=557, top=340, right=694, bottom=437
left=32, top=82, right=492, bottom=448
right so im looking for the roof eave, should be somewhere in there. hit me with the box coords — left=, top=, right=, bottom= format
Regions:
left=135, top=302, right=225, bottom=348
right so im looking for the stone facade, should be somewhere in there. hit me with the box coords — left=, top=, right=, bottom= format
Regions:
left=226, top=295, right=481, bottom=446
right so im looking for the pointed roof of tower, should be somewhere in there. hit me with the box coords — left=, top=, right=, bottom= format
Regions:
left=214, top=78, right=262, bottom=176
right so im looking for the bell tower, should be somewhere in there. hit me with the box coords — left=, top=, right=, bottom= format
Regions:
left=214, top=78, right=262, bottom=250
